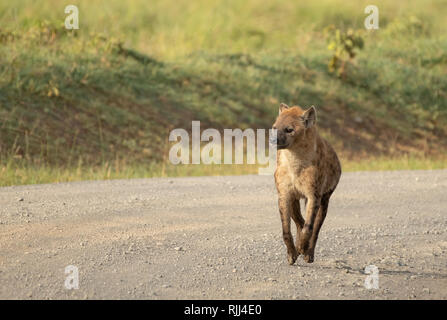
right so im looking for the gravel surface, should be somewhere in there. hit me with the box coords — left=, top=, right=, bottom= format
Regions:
left=0, top=170, right=446, bottom=299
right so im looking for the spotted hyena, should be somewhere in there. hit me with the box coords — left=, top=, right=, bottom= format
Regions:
left=273, top=103, right=341, bottom=264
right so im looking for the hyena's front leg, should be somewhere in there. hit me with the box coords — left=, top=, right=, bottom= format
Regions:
left=290, top=198, right=305, bottom=254
left=278, top=196, right=298, bottom=265
left=298, top=195, right=321, bottom=260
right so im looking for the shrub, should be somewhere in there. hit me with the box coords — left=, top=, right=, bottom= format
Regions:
left=324, top=26, right=364, bottom=78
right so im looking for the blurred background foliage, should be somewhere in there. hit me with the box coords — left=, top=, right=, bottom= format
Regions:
left=0, top=0, right=446, bottom=185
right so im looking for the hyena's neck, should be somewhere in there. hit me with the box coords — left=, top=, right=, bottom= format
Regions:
left=284, top=128, right=318, bottom=169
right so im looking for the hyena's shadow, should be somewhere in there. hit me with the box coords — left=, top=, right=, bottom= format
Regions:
left=295, top=260, right=447, bottom=280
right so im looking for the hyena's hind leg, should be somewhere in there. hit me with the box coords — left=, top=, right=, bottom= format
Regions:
left=303, top=190, right=333, bottom=263
left=290, top=198, right=305, bottom=255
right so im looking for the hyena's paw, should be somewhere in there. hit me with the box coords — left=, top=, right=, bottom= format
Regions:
left=303, top=253, right=314, bottom=263
left=287, top=249, right=299, bottom=265
left=303, top=245, right=315, bottom=263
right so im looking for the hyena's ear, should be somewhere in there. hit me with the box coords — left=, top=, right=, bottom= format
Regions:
left=279, top=103, right=290, bottom=114
left=302, top=106, right=317, bottom=128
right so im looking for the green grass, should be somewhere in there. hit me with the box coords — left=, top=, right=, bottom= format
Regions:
left=0, top=0, right=446, bottom=186
left=1, top=155, right=446, bottom=187
left=1, top=0, right=446, bottom=59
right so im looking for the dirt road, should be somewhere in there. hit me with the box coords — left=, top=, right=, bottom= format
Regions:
left=0, top=170, right=446, bottom=299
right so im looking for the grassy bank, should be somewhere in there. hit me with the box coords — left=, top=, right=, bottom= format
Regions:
left=1, top=155, right=446, bottom=187
left=0, top=0, right=446, bottom=186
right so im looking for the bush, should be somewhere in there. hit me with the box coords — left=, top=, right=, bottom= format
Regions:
left=324, top=26, right=364, bottom=78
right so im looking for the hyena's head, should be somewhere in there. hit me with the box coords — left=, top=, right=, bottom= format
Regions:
left=271, top=103, right=316, bottom=150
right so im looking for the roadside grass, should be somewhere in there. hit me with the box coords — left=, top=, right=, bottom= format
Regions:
left=0, top=0, right=446, bottom=186
left=1, top=155, right=446, bottom=187
left=2, top=29, right=446, bottom=164
left=1, top=0, right=445, bottom=59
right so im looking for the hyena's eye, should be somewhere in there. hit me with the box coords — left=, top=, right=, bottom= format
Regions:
left=285, top=127, right=294, bottom=133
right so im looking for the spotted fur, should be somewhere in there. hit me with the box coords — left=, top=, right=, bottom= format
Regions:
left=273, top=103, right=341, bottom=264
